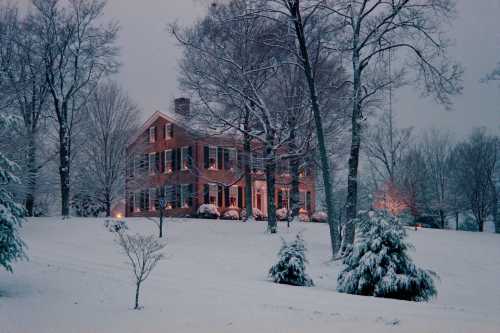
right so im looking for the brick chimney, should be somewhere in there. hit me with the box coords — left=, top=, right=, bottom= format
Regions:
left=174, top=97, right=190, bottom=118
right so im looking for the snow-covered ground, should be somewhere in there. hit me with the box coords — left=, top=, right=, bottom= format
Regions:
left=1, top=217, right=499, bottom=333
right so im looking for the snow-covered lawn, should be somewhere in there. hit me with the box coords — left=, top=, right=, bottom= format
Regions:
left=1, top=217, right=499, bottom=333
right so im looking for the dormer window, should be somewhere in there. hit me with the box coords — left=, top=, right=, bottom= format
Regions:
left=165, top=123, right=173, bottom=140
left=149, top=127, right=156, bottom=143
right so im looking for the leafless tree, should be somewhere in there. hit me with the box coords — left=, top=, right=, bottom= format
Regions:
left=421, top=129, right=454, bottom=228
left=451, top=129, right=498, bottom=232
left=365, top=109, right=413, bottom=184
left=0, top=4, right=52, bottom=216
left=78, top=81, right=139, bottom=217
left=30, top=0, right=119, bottom=216
left=172, top=1, right=315, bottom=232
left=318, top=0, right=463, bottom=246
left=116, top=232, right=166, bottom=310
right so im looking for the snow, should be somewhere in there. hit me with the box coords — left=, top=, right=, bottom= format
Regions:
left=1, top=217, right=500, bottom=332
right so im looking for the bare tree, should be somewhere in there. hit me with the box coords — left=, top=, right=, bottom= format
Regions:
left=421, top=129, right=454, bottom=228
left=0, top=4, right=52, bottom=216
left=319, top=0, right=463, bottom=246
left=451, top=129, right=498, bottom=232
left=78, top=81, right=139, bottom=217
left=116, top=232, right=166, bottom=310
left=172, top=1, right=312, bottom=232
left=30, top=0, right=119, bottom=216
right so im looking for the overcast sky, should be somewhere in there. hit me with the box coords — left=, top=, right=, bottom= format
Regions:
left=17, top=0, right=500, bottom=137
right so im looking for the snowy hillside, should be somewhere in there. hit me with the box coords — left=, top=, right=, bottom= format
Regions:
left=1, top=218, right=499, bottom=333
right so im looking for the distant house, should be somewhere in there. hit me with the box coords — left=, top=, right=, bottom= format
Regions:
left=125, top=98, right=316, bottom=218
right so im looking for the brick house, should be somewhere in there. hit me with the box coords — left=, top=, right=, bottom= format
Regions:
left=125, top=98, right=316, bottom=218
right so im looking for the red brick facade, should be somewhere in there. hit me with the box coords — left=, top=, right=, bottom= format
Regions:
left=125, top=109, right=316, bottom=219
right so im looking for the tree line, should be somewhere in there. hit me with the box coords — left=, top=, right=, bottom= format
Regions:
left=0, top=0, right=139, bottom=218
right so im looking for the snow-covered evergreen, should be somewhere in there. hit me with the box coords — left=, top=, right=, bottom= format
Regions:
left=337, top=210, right=437, bottom=302
left=0, top=115, right=26, bottom=272
left=269, top=234, right=314, bottom=287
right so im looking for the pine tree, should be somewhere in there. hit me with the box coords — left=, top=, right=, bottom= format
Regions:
left=0, top=115, right=27, bottom=273
left=269, top=234, right=314, bottom=287
left=337, top=210, right=437, bottom=302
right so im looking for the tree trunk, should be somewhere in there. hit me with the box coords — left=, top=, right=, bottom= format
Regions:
left=265, top=143, right=277, bottom=233
left=59, top=112, right=71, bottom=217
left=134, top=281, right=141, bottom=310
left=290, top=1, right=340, bottom=256
left=25, top=134, right=37, bottom=217
left=345, top=52, right=363, bottom=248
left=439, top=209, right=445, bottom=229
left=288, top=114, right=300, bottom=222
left=243, top=131, right=253, bottom=221
left=492, top=185, right=499, bottom=234
left=159, top=209, right=164, bottom=238
left=105, top=193, right=111, bottom=217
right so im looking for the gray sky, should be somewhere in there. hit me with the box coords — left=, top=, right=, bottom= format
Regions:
left=17, top=0, right=500, bottom=137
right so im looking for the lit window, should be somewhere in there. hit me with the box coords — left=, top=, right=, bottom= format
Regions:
left=229, top=186, right=238, bottom=207
left=149, top=188, right=156, bottom=211
left=164, top=150, right=173, bottom=173
left=209, top=184, right=218, bottom=205
left=165, top=123, right=173, bottom=140
left=149, top=127, right=156, bottom=143
left=148, top=153, right=156, bottom=174
left=181, top=147, right=190, bottom=170
left=164, top=185, right=175, bottom=209
left=180, top=184, right=191, bottom=208
left=209, top=146, right=218, bottom=170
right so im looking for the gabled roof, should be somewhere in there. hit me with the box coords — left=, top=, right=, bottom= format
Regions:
left=128, top=110, right=202, bottom=147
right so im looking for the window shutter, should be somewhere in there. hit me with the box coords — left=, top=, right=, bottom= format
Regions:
left=160, top=151, right=165, bottom=173
left=155, top=152, right=160, bottom=172
left=188, top=184, right=194, bottom=207
left=217, top=185, right=223, bottom=207
left=176, top=148, right=182, bottom=170
left=278, top=190, right=283, bottom=209
left=238, top=186, right=243, bottom=208
left=223, top=149, right=229, bottom=170
left=203, top=184, right=209, bottom=204
left=175, top=185, right=181, bottom=208
left=154, top=126, right=157, bottom=142
left=237, top=150, right=243, bottom=169
left=188, top=146, right=193, bottom=168
left=217, top=147, right=223, bottom=170
left=170, top=124, right=174, bottom=138
left=204, top=146, right=209, bottom=169
left=172, top=149, right=177, bottom=171
left=224, top=186, right=230, bottom=207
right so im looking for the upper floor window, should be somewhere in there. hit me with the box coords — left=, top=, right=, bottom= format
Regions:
left=181, top=147, right=190, bottom=170
left=224, top=148, right=237, bottom=170
left=165, top=123, right=173, bottom=140
left=164, top=149, right=173, bottom=173
left=149, top=126, right=156, bottom=143
left=207, top=146, right=218, bottom=170
left=148, top=153, right=156, bottom=174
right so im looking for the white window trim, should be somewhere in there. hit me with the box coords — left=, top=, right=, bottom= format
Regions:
left=149, top=127, right=156, bottom=143
left=208, top=146, right=218, bottom=170
left=181, top=146, right=190, bottom=171
left=209, top=183, right=219, bottom=206
left=229, top=185, right=238, bottom=207
left=165, top=123, right=172, bottom=140
left=148, top=153, right=156, bottom=174
left=149, top=188, right=156, bottom=211
left=164, top=149, right=173, bottom=174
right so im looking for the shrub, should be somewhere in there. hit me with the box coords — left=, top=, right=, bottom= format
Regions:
left=269, top=234, right=314, bottom=287
left=276, top=208, right=289, bottom=221
left=105, top=219, right=128, bottom=233
left=337, top=210, right=437, bottom=302
left=311, top=211, right=327, bottom=223
left=222, top=209, right=240, bottom=220
left=197, top=204, right=220, bottom=219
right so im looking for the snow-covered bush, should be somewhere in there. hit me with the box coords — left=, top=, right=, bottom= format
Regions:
left=337, top=210, right=437, bottom=302
left=276, top=208, right=289, bottom=221
left=0, top=115, right=27, bottom=272
left=222, top=209, right=240, bottom=220
left=299, top=213, right=310, bottom=222
left=269, top=234, right=314, bottom=287
left=311, top=211, right=327, bottom=223
left=71, top=193, right=104, bottom=217
left=241, top=208, right=266, bottom=221
left=197, top=204, right=220, bottom=219
left=104, top=219, right=128, bottom=233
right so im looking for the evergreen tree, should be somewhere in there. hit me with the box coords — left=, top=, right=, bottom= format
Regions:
left=337, top=210, right=437, bottom=302
left=269, top=234, right=314, bottom=287
left=0, top=115, right=26, bottom=272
